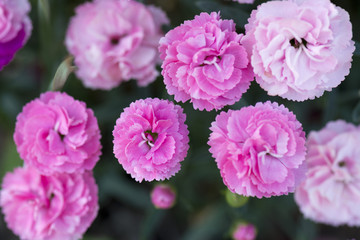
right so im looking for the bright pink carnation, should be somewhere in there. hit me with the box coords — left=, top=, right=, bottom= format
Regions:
left=14, top=91, right=101, bottom=175
left=208, top=101, right=306, bottom=198
left=159, top=12, right=254, bottom=111
left=151, top=184, right=176, bottom=209
left=233, top=223, right=256, bottom=240
left=295, top=120, right=360, bottom=227
left=113, top=98, right=189, bottom=182
left=0, top=167, right=98, bottom=240
left=242, top=0, right=355, bottom=101
left=0, top=0, right=32, bottom=70
left=65, top=0, right=168, bottom=90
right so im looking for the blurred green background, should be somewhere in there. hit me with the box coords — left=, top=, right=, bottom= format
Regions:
left=0, top=0, right=359, bottom=239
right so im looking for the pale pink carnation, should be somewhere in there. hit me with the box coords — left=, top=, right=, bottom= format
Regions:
left=151, top=184, right=176, bottom=209
left=242, top=0, right=355, bottom=101
left=0, top=0, right=32, bottom=70
left=233, top=223, right=256, bottom=240
left=295, top=120, right=360, bottom=227
left=0, top=167, right=99, bottom=240
left=234, top=0, right=254, bottom=4
left=113, top=98, right=189, bottom=182
left=14, top=91, right=102, bottom=175
left=65, top=0, right=168, bottom=90
left=208, top=101, right=306, bottom=198
left=159, top=12, right=254, bottom=111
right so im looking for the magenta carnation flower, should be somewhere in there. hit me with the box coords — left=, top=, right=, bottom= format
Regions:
left=159, top=12, right=254, bottom=111
left=295, top=120, right=360, bottom=227
left=14, top=91, right=102, bottom=175
left=208, top=101, right=306, bottom=198
left=151, top=184, right=176, bottom=209
left=232, top=223, right=256, bottom=240
left=0, top=0, right=32, bottom=70
left=65, top=0, right=168, bottom=90
left=242, top=0, right=355, bottom=101
left=0, top=167, right=98, bottom=240
left=113, top=98, right=189, bottom=182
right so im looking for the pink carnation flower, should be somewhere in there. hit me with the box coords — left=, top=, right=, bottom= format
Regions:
left=242, top=0, right=355, bottom=101
left=65, top=0, right=168, bottom=90
left=208, top=101, right=306, bottom=198
left=159, top=12, right=254, bottom=111
left=233, top=223, right=256, bottom=240
left=151, top=184, right=176, bottom=209
left=0, top=0, right=32, bottom=70
left=113, top=98, right=189, bottom=182
left=295, top=120, right=360, bottom=227
left=0, top=167, right=99, bottom=240
left=14, top=91, right=102, bottom=175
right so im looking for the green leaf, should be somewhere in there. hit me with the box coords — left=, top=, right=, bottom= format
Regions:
left=183, top=204, right=229, bottom=240
left=323, top=89, right=338, bottom=124
left=196, top=1, right=250, bottom=27
left=38, top=0, right=50, bottom=23
left=355, top=41, right=360, bottom=57
left=0, top=136, right=23, bottom=183
left=294, top=219, right=317, bottom=240
left=49, top=56, right=75, bottom=91
left=352, top=100, right=360, bottom=123
left=230, top=98, right=248, bottom=110
left=0, top=92, right=23, bottom=122
left=98, top=170, right=151, bottom=209
left=139, top=209, right=166, bottom=240
left=81, top=236, right=112, bottom=240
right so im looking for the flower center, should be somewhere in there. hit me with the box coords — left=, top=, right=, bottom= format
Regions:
left=290, top=38, right=307, bottom=49
left=50, top=192, right=55, bottom=201
left=338, top=161, right=346, bottom=167
left=110, top=34, right=126, bottom=46
left=53, top=121, right=66, bottom=141
left=140, top=130, right=158, bottom=148
left=59, top=133, right=65, bottom=141
left=202, top=55, right=222, bottom=72
left=43, top=192, right=56, bottom=208
left=110, top=36, right=120, bottom=45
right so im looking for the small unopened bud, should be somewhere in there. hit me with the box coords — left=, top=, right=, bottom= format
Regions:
left=232, top=222, right=257, bottom=240
left=151, top=184, right=176, bottom=209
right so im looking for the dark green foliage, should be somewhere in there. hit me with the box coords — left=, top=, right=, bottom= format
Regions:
left=0, top=0, right=360, bottom=239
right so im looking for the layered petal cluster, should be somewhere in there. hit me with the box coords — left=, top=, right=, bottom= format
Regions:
left=232, top=223, right=256, bottom=240
left=295, top=120, right=360, bottom=226
left=0, top=167, right=98, bottom=240
left=14, top=91, right=102, bottom=175
left=151, top=184, right=176, bottom=209
left=113, top=98, right=189, bottom=182
left=65, top=0, right=168, bottom=90
left=159, top=12, right=254, bottom=111
left=242, top=0, right=355, bottom=101
left=0, top=0, right=32, bottom=70
left=208, top=101, right=306, bottom=198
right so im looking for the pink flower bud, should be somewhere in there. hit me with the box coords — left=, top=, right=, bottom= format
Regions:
left=151, top=184, right=176, bottom=209
left=233, top=223, right=257, bottom=240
